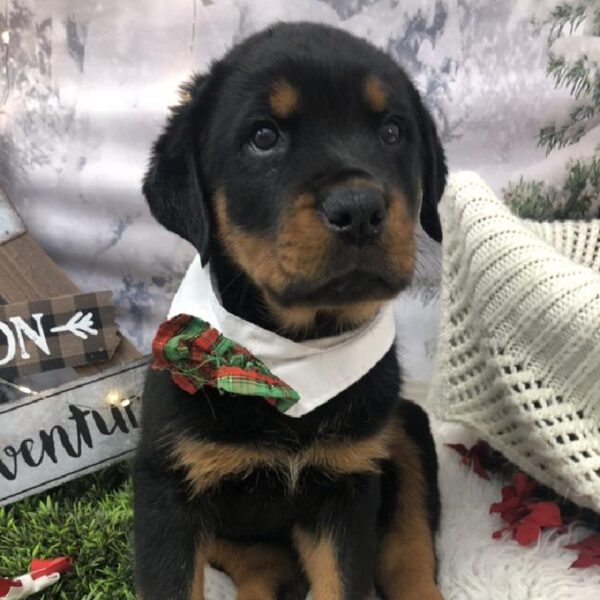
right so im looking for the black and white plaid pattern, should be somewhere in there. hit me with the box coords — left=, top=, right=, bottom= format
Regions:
left=0, top=291, right=120, bottom=379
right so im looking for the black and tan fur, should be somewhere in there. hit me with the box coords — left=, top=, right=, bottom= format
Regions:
left=134, top=22, right=446, bottom=600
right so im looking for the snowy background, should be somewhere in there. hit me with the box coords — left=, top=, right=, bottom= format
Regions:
left=0, top=0, right=572, bottom=383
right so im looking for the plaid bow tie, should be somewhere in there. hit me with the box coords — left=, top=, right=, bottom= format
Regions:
left=151, top=314, right=299, bottom=413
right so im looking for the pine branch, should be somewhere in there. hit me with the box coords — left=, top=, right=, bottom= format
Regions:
left=504, top=151, right=600, bottom=220
left=512, top=3, right=600, bottom=217
left=542, top=29, right=600, bottom=154
left=539, top=108, right=600, bottom=151
left=547, top=54, right=594, bottom=99
left=548, top=3, right=588, bottom=43
left=561, top=151, right=600, bottom=216
left=504, top=178, right=560, bottom=221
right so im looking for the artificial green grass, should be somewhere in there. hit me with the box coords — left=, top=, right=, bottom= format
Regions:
left=0, top=464, right=135, bottom=599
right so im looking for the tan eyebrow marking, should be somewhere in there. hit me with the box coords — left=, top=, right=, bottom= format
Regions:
left=268, top=79, right=299, bottom=118
left=364, top=76, right=387, bottom=112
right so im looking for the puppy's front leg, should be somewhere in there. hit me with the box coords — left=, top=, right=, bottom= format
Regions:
left=292, top=474, right=380, bottom=600
left=375, top=410, right=443, bottom=600
left=206, top=539, right=303, bottom=600
left=133, top=460, right=213, bottom=600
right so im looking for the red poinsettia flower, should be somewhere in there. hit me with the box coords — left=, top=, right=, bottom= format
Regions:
left=565, top=534, right=600, bottom=569
left=490, top=472, right=563, bottom=546
left=446, top=440, right=491, bottom=480
left=490, top=472, right=536, bottom=518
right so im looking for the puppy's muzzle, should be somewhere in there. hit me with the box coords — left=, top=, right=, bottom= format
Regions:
left=319, top=186, right=387, bottom=246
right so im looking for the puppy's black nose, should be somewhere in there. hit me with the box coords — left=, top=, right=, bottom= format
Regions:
left=320, top=187, right=387, bottom=245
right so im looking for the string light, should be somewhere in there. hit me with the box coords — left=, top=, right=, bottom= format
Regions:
left=0, top=380, right=138, bottom=405
left=0, top=383, right=138, bottom=406
left=105, top=390, right=121, bottom=406
left=0, top=376, right=36, bottom=395
left=105, top=390, right=136, bottom=408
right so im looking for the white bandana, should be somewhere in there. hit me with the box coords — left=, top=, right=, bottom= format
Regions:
left=169, top=256, right=396, bottom=417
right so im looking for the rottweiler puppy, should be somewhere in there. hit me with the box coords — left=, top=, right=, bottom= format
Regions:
left=134, top=22, right=446, bottom=600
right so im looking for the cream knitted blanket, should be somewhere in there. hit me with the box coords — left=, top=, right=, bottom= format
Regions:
left=431, top=171, right=600, bottom=513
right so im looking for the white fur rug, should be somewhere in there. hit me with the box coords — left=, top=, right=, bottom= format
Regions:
left=203, top=386, right=600, bottom=600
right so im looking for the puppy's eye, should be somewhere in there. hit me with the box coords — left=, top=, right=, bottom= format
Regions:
left=379, top=119, right=405, bottom=145
left=250, top=123, right=280, bottom=151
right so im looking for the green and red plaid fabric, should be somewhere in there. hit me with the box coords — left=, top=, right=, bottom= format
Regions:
left=151, top=314, right=299, bottom=413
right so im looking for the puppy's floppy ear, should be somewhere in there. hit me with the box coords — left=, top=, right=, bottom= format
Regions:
left=143, top=74, right=212, bottom=264
left=410, top=88, right=448, bottom=243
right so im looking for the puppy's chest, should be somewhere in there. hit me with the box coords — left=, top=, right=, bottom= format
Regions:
left=209, top=466, right=353, bottom=540
left=170, top=424, right=395, bottom=497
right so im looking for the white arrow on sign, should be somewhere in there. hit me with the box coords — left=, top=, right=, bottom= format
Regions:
left=50, top=311, right=98, bottom=340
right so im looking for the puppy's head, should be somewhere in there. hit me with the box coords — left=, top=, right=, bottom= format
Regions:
left=144, top=23, right=446, bottom=333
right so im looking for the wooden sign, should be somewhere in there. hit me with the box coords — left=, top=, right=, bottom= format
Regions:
left=0, top=357, right=149, bottom=505
left=0, top=292, right=121, bottom=378
left=0, top=186, right=145, bottom=503
left=0, top=188, right=140, bottom=374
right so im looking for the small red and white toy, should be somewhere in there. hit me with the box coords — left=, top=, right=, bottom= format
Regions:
left=0, top=558, right=72, bottom=600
